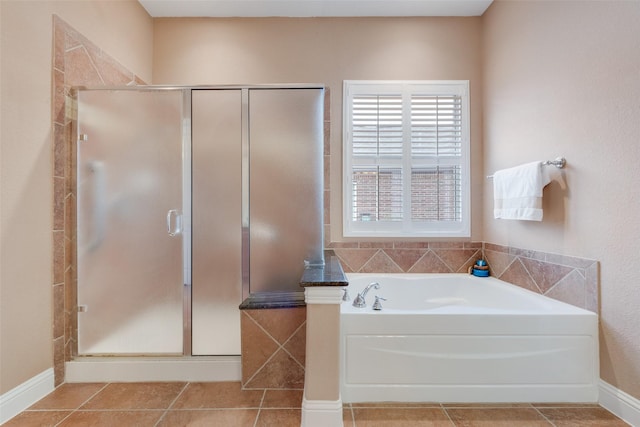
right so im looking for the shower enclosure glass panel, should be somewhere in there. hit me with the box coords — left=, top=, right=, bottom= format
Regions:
left=76, top=89, right=184, bottom=355
left=191, top=89, right=242, bottom=355
left=75, top=85, right=324, bottom=357
left=249, top=88, right=324, bottom=294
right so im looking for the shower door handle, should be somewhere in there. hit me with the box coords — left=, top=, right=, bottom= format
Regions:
left=167, top=209, right=182, bottom=237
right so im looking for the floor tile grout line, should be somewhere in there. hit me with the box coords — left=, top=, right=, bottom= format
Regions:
left=53, top=410, right=74, bottom=427
left=52, top=382, right=110, bottom=427
left=63, top=409, right=168, bottom=412
left=242, top=386, right=304, bottom=391
left=154, top=407, right=263, bottom=411
left=252, top=389, right=267, bottom=427
left=154, top=381, right=190, bottom=427
left=346, top=403, right=355, bottom=426
left=259, top=389, right=267, bottom=408
left=73, top=382, right=111, bottom=410
left=442, top=404, right=557, bottom=427
left=440, top=403, right=536, bottom=409
left=532, top=406, right=559, bottom=427
left=166, top=382, right=191, bottom=410
left=440, top=404, right=457, bottom=427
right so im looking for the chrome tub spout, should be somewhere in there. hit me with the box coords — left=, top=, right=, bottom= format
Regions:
left=352, top=282, right=380, bottom=308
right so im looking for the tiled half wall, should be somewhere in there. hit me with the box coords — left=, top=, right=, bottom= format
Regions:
left=241, top=308, right=306, bottom=389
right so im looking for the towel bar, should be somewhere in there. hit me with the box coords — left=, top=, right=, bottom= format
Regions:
left=487, top=157, right=566, bottom=179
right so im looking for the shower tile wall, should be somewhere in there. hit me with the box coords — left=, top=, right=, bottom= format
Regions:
left=52, top=16, right=145, bottom=385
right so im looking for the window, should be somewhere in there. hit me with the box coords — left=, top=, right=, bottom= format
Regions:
left=343, top=80, right=470, bottom=237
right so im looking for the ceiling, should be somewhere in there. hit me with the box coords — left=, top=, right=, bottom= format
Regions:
left=138, top=0, right=493, bottom=18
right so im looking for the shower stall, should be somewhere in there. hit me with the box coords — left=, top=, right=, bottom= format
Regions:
left=75, top=86, right=324, bottom=358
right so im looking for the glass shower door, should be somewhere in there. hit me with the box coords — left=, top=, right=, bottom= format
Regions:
left=76, top=89, right=185, bottom=355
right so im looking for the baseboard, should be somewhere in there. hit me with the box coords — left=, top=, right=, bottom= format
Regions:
left=0, top=368, right=55, bottom=424
left=65, top=356, right=241, bottom=382
left=301, top=394, right=343, bottom=427
left=599, top=379, right=640, bottom=427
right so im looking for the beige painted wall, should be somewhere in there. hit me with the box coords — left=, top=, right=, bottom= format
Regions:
left=0, top=0, right=152, bottom=394
left=153, top=17, right=485, bottom=243
left=483, top=1, right=640, bottom=399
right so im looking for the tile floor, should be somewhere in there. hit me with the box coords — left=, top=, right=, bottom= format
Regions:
left=3, top=381, right=629, bottom=426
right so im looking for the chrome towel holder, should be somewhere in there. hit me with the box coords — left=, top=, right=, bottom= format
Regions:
left=487, top=157, right=566, bottom=179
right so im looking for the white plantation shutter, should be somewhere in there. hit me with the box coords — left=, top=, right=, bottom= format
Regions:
left=344, top=81, right=470, bottom=237
left=410, top=94, right=463, bottom=223
left=411, top=95, right=462, bottom=158
left=352, top=95, right=403, bottom=157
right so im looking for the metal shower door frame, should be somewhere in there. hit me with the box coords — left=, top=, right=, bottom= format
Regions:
left=181, top=89, right=193, bottom=356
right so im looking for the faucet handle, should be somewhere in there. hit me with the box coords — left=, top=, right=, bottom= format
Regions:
left=342, top=288, right=350, bottom=302
left=372, top=295, right=387, bottom=311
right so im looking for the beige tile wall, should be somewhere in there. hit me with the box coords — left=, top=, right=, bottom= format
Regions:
left=333, top=242, right=483, bottom=274
left=484, top=243, right=598, bottom=313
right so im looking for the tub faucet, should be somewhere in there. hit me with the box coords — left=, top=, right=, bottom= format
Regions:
left=372, top=295, right=387, bottom=311
left=352, top=282, right=380, bottom=308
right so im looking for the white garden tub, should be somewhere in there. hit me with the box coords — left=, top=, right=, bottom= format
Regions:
left=340, top=273, right=598, bottom=403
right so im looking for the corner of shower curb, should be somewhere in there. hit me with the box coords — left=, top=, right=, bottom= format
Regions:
left=64, top=356, right=242, bottom=383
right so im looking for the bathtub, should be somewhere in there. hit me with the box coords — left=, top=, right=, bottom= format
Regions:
left=340, top=273, right=599, bottom=403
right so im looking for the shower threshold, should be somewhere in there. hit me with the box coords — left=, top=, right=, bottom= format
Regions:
left=65, top=356, right=241, bottom=383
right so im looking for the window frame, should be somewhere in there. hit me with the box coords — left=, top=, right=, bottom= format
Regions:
left=342, top=80, right=471, bottom=238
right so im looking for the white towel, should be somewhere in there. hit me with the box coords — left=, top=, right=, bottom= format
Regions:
left=493, top=161, right=551, bottom=221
